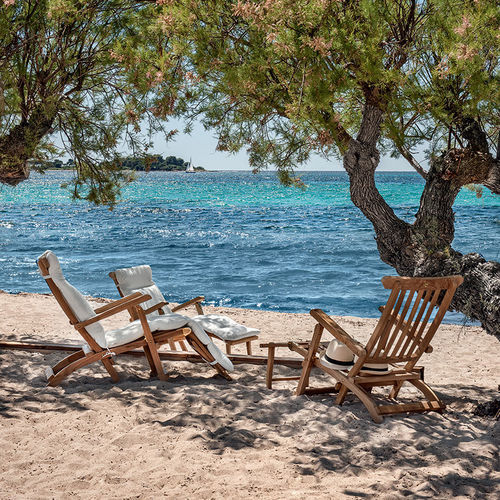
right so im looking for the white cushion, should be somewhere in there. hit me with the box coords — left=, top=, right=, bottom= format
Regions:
left=112, top=266, right=259, bottom=342
left=103, top=313, right=234, bottom=372
left=104, top=313, right=190, bottom=348
left=192, top=314, right=260, bottom=341
left=113, top=266, right=172, bottom=316
left=113, top=265, right=154, bottom=290
left=38, top=251, right=106, bottom=347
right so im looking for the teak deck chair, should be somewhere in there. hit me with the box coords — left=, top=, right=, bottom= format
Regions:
left=288, top=275, right=463, bottom=423
left=109, top=265, right=260, bottom=354
left=37, top=251, right=233, bottom=386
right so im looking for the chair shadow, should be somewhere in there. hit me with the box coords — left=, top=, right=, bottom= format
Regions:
left=1, top=349, right=498, bottom=497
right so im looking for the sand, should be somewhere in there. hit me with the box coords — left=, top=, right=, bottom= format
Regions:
left=0, top=290, right=498, bottom=499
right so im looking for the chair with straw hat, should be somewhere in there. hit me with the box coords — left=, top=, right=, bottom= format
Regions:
left=288, top=275, right=464, bottom=423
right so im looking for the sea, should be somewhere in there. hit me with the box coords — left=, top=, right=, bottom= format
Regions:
left=1, top=170, right=499, bottom=324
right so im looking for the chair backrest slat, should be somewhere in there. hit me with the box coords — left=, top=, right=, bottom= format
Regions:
left=372, top=288, right=407, bottom=358
left=380, top=288, right=416, bottom=359
left=365, top=276, right=463, bottom=365
left=397, top=287, right=440, bottom=359
left=365, top=287, right=400, bottom=356
left=390, top=288, right=426, bottom=357
left=399, top=290, right=441, bottom=356
left=393, top=288, right=435, bottom=359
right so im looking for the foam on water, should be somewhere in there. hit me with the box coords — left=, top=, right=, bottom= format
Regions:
left=1, top=171, right=498, bottom=324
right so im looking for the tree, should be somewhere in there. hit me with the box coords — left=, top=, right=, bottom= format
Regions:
left=154, top=0, right=499, bottom=335
left=0, top=0, right=180, bottom=204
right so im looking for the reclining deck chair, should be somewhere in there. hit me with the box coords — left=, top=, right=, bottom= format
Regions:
left=109, top=265, right=260, bottom=354
left=37, top=251, right=233, bottom=386
left=289, top=275, right=463, bottom=423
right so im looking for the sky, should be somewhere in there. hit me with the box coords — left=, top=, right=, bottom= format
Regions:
left=150, top=118, right=420, bottom=172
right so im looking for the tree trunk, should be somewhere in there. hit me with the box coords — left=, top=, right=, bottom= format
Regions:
left=343, top=104, right=500, bottom=338
left=0, top=107, right=55, bottom=186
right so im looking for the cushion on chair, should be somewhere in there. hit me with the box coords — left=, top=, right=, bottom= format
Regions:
left=104, top=313, right=190, bottom=348
left=38, top=250, right=107, bottom=348
left=113, top=265, right=173, bottom=316
left=103, top=313, right=234, bottom=372
left=192, top=314, right=260, bottom=341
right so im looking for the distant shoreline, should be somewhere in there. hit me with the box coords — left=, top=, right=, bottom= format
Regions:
left=38, top=169, right=423, bottom=173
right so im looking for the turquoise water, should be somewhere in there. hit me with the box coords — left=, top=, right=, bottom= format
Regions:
left=1, top=171, right=498, bottom=323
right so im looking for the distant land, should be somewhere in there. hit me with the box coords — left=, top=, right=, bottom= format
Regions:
left=37, top=155, right=205, bottom=172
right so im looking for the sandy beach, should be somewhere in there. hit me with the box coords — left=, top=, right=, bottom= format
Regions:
left=0, top=290, right=498, bottom=499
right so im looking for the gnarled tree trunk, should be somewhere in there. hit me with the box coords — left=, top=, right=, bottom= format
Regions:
left=0, top=106, right=56, bottom=186
left=343, top=103, right=500, bottom=338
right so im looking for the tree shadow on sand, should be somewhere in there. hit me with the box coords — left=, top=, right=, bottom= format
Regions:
left=1, top=350, right=498, bottom=497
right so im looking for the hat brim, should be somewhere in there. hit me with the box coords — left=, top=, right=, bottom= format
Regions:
left=359, top=364, right=391, bottom=375
left=320, top=354, right=354, bottom=372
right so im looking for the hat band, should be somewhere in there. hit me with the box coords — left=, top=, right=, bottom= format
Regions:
left=361, top=365, right=389, bottom=372
left=324, top=353, right=354, bottom=367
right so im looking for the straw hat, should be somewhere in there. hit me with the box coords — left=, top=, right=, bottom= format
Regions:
left=320, top=340, right=354, bottom=371
left=359, top=362, right=390, bottom=375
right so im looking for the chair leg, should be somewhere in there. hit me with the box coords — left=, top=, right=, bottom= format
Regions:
left=50, top=350, right=86, bottom=374
left=335, top=384, right=349, bottom=405
left=226, top=343, right=232, bottom=355
left=389, top=380, right=404, bottom=399
left=136, top=310, right=169, bottom=381
left=246, top=341, right=252, bottom=355
left=409, top=379, right=445, bottom=410
left=101, top=357, right=120, bottom=382
left=143, top=345, right=158, bottom=377
left=48, top=351, right=114, bottom=386
left=266, top=345, right=276, bottom=389
left=296, top=324, right=323, bottom=395
left=146, top=346, right=168, bottom=381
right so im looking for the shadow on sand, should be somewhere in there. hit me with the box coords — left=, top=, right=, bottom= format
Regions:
left=1, top=349, right=498, bottom=497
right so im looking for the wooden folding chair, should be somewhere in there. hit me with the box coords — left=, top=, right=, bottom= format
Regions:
left=109, top=266, right=259, bottom=355
left=37, top=251, right=231, bottom=386
left=289, top=275, right=463, bottom=423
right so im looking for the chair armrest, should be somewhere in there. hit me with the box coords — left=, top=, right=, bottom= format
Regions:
left=310, top=309, right=366, bottom=358
left=143, top=301, right=169, bottom=316
left=94, top=292, right=143, bottom=314
left=171, top=296, right=205, bottom=313
left=76, top=293, right=151, bottom=328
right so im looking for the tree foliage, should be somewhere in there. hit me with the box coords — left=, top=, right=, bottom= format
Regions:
left=154, top=0, right=498, bottom=182
left=153, top=0, right=500, bottom=335
left=0, top=0, right=183, bottom=204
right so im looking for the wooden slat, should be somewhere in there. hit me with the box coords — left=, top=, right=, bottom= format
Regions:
left=401, top=288, right=440, bottom=359
left=355, top=372, right=421, bottom=384
left=365, top=287, right=400, bottom=357
left=389, top=288, right=425, bottom=358
left=303, top=386, right=341, bottom=395
left=382, top=288, right=416, bottom=359
left=377, top=400, right=445, bottom=415
left=395, top=288, right=432, bottom=358
left=0, top=340, right=303, bottom=367
left=373, top=288, right=407, bottom=358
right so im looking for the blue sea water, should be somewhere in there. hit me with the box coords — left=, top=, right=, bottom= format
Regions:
left=1, top=170, right=499, bottom=324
